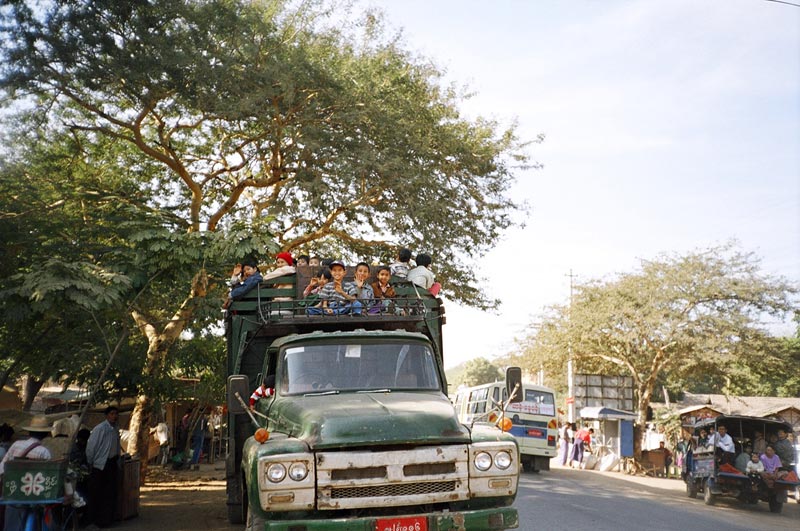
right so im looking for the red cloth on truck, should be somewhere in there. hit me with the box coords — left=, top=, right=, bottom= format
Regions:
left=719, top=463, right=743, bottom=475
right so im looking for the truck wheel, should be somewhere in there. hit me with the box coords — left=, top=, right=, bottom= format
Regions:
left=227, top=476, right=246, bottom=524
left=686, top=481, right=697, bottom=499
left=703, top=481, right=714, bottom=505
left=768, top=496, right=782, bottom=514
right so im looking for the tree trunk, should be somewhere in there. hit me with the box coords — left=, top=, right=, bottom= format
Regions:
left=634, top=383, right=655, bottom=462
left=126, top=270, right=208, bottom=482
left=21, top=375, right=45, bottom=411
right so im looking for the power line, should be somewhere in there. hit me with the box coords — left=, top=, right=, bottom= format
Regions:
left=763, top=0, right=800, bottom=8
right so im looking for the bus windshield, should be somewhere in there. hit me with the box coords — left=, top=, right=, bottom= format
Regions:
left=280, top=341, right=440, bottom=395
left=506, top=389, right=556, bottom=417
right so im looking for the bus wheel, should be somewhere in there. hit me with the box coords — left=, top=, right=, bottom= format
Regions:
left=522, top=456, right=538, bottom=473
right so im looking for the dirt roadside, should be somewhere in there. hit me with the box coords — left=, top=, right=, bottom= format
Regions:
left=114, top=463, right=239, bottom=531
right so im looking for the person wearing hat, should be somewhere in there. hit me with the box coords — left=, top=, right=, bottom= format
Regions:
left=262, top=251, right=295, bottom=275
left=0, top=415, right=53, bottom=531
left=306, top=260, right=362, bottom=315
left=85, top=406, right=121, bottom=528
left=253, top=252, right=298, bottom=315
left=223, top=256, right=264, bottom=309
left=0, top=415, right=53, bottom=475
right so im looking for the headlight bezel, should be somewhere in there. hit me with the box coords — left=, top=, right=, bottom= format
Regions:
left=474, top=451, right=493, bottom=471
left=288, top=461, right=309, bottom=481
left=494, top=450, right=512, bottom=470
left=266, top=463, right=286, bottom=483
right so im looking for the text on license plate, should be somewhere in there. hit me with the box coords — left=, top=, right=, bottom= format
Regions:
left=375, top=516, right=428, bottom=531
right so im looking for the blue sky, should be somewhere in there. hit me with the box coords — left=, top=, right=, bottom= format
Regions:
left=367, top=0, right=800, bottom=368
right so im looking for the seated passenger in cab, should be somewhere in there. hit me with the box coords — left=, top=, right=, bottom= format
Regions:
left=746, top=452, right=764, bottom=475
left=715, top=425, right=736, bottom=465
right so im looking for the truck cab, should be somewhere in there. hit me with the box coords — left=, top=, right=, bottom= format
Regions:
left=225, top=266, right=520, bottom=531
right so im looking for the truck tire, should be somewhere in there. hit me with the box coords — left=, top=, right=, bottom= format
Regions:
left=703, top=481, right=714, bottom=505
left=686, top=480, right=697, bottom=499
left=227, top=476, right=246, bottom=524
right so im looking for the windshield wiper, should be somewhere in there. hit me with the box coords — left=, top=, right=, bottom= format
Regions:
left=357, top=389, right=392, bottom=393
left=303, top=390, right=340, bottom=397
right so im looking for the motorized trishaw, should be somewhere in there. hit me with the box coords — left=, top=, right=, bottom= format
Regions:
left=682, top=415, right=799, bottom=513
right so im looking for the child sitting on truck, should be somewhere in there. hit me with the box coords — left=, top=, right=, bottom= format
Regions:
left=746, top=452, right=764, bottom=474
left=223, top=257, right=263, bottom=308
left=371, top=266, right=397, bottom=314
left=407, top=253, right=435, bottom=290
left=353, top=262, right=375, bottom=309
left=306, top=261, right=362, bottom=315
left=301, top=268, right=333, bottom=307
left=390, top=248, right=413, bottom=278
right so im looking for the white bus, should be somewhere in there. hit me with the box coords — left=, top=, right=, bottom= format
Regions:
left=453, top=380, right=558, bottom=472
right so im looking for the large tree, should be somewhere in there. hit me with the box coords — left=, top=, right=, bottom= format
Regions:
left=513, top=245, right=797, bottom=444
left=459, top=357, right=502, bottom=387
left=0, top=0, right=530, bottom=460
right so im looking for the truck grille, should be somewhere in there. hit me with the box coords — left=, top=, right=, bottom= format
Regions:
left=316, top=446, right=469, bottom=510
left=331, top=480, right=457, bottom=499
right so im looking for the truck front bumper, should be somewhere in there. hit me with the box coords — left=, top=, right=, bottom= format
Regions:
left=262, top=507, right=519, bottom=530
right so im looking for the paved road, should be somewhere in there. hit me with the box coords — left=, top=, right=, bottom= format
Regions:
left=516, top=464, right=800, bottom=531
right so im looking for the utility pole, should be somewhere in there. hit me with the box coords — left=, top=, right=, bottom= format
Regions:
left=566, top=269, right=576, bottom=423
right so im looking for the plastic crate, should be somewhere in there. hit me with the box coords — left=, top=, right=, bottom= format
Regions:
left=2, top=459, right=66, bottom=501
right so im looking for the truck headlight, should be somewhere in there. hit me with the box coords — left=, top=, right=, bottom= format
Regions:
left=474, top=452, right=492, bottom=471
left=267, top=463, right=286, bottom=483
left=494, top=451, right=512, bottom=470
left=288, top=462, right=308, bottom=481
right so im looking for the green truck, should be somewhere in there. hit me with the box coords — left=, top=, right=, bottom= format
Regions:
left=225, top=267, right=520, bottom=531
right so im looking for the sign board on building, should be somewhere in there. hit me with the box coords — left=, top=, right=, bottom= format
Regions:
left=574, top=373, right=635, bottom=413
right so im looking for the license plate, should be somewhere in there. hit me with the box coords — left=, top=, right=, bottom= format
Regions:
left=375, top=516, right=428, bottom=531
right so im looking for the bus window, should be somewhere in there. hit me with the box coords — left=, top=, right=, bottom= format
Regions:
left=468, top=387, right=489, bottom=415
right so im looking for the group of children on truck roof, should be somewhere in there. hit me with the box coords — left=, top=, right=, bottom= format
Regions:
left=222, top=247, right=440, bottom=314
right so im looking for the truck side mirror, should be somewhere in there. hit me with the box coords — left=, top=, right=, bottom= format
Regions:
left=506, top=367, right=523, bottom=404
left=227, top=375, right=250, bottom=414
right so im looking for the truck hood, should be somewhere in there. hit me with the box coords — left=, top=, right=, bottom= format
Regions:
left=269, top=391, right=470, bottom=449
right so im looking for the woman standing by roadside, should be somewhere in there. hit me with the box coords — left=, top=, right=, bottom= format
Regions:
left=559, top=421, right=572, bottom=466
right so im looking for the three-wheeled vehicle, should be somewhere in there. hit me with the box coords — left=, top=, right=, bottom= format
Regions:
left=683, top=415, right=799, bottom=513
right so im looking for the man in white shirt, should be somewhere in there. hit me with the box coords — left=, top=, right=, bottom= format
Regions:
left=85, top=406, right=121, bottom=527
left=715, top=425, right=736, bottom=465
left=406, top=253, right=435, bottom=290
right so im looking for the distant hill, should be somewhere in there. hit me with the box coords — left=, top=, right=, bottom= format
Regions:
left=444, top=363, right=467, bottom=395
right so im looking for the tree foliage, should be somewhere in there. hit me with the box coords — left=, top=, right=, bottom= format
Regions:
left=459, top=357, right=502, bottom=387
left=0, top=124, right=244, bottom=404
left=514, top=245, right=797, bottom=425
left=0, top=0, right=532, bottom=461
left=0, top=0, right=530, bottom=308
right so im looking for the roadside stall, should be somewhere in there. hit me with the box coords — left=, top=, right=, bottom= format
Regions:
left=579, top=406, right=637, bottom=471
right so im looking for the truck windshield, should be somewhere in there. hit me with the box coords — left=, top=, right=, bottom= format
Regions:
left=280, top=341, right=440, bottom=395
